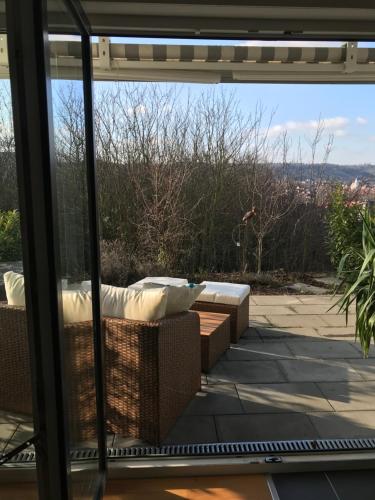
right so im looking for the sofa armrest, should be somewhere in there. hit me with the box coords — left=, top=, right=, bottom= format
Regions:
left=104, top=311, right=201, bottom=443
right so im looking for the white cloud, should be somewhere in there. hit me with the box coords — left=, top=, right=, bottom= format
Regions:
left=369, top=135, right=375, bottom=142
left=240, top=40, right=343, bottom=48
left=334, top=129, right=348, bottom=137
left=356, top=116, right=368, bottom=125
left=268, top=116, right=349, bottom=137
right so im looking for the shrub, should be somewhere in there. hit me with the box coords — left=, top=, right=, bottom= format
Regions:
left=100, top=239, right=130, bottom=287
left=334, top=208, right=375, bottom=357
left=0, top=210, right=22, bottom=262
left=326, top=185, right=362, bottom=271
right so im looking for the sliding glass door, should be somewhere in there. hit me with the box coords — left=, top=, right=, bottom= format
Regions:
left=6, top=0, right=105, bottom=498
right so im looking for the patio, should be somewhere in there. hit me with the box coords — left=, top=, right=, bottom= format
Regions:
left=2, top=293, right=375, bottom=455
left=160, top=294, right=375, bottom=446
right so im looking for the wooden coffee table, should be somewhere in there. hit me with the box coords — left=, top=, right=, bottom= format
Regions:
left=196, top=310, right=231, bottom=373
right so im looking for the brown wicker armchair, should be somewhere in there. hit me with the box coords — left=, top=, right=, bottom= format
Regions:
left=0, top=302, right=201, bottom=445
left=105, top=312, right=201, bottom=444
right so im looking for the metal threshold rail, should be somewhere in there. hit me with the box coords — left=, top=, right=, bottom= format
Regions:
left=1, top=38, right=375, bottom=83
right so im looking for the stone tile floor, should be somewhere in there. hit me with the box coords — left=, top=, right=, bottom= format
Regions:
left=2, top=294, right=375, bottom=456
left=161, top=294, right=375, bottom=446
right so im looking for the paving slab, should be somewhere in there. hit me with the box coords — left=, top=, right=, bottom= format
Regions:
left=286, top=340, right=361, bottom=359
left=298, top=295, right=342, bottom=305
left=251, top=305, right=294, bottom=316
left=0, top=423, right=18, bottom=453
left=112, top=435, right=147, bottom=448
left=4, top=422, right=34, bottom=447
left=327, top=470, right=375, bottom=500
left=257, top=327, right=323, bottom=341
left=163, top=416, right=218, bottom=445
left=278, top=359, right=362, bottom=382
left=239, top=327, right=263, bottom=342
left=266, top=314, right=329, bottom=328
left=317, top=381, right=375, bottom=411
left=0, top=411, right=31, bottom=425
left=249, top=316, right=272, bottom=327
left=320, top=314, right=356, bottom=327
left=316, top=326, right=355, bottom=337
left=225, top=342, right=293, bottom=361
left=236, top=382, right=333, bottom=413
left=184, top=384, right=243, bottom=416
left=309, top=411, right=375, bottom=439
left=320, top=337, right=358, bottom=346
left=207, top=360, right=286, bottom=384
left=351, top=343, right=375, bottom=358
left=67, top=434, right=115, bottom=450
left=272, top=473, right=338, bottom=500
left=251, top=295, right=303, bottom=306
left=348, top=358, right=375, bottom=380
left=291, top=305, right=343, bottom=315
left=216, top=413, right=319, bottom=442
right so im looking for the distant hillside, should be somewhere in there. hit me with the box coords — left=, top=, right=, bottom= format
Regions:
left=274, top=163, right=375, bottom=182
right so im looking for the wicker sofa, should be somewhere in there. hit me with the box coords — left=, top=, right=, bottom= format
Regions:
left=0, top=302, right=201, bottom=445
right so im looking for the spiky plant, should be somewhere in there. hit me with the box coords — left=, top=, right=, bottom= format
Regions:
left=334, top=208, right=375, bottom=358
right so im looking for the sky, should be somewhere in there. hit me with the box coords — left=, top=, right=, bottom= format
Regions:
left=102, top=37, right=375, bottom=166
left=50, top=35, right=375, bottom=166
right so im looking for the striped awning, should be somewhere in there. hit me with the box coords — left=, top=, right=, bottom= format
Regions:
left=2, top=38, right=375, bottom=83
left=91, top=43, right=375, bottom=65
left=51, top=41, right=375, bottom=65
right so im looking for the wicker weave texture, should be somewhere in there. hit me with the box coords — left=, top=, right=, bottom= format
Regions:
left=0, top=302, right=32, bottom=415
left=191, top=294, right=249, bottom=343
left=64, top=321, right=98, bottom=442
left=105, top=311, right=201, bottom=444
left=158, top=312, right=201, bottom=441
left=0, top=304, right=201, bottom=445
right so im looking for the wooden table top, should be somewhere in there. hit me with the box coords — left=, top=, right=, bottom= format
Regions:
left=196, top=310, right=230, bottom=336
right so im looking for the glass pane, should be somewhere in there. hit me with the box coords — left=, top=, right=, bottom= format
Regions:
left=0, top=5, right=35, bottom=460
left=48, top=1, right=101, bottom=497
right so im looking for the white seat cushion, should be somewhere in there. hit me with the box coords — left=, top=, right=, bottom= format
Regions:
left=101, top=284, right=168, bottom=321
left=196, top=281, right=250, bottom=306
left=129, top=276, right=188, bottom=291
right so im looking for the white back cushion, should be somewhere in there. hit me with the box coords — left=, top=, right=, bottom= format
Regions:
left=4, top=271, right=25, bottom=306
left=164, top=284, right=205, bottom=315
left=101, top=284, right=168, bottom=321
left=4, top=271, right=93, bottom=323
left=127, top=282, right=205, bottom=316
left=4, top=272, right=170, bottom=322
left=62, top=290, right=93, bottom=323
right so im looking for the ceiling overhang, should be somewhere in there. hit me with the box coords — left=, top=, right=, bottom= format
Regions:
left=76, top=1, right=375, bottom=40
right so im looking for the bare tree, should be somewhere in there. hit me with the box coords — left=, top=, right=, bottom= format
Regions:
left=0, top=80, right=338, bottom=279
left=0, top=83, right=17, bottom=211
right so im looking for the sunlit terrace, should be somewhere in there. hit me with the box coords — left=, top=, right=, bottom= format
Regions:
left=2, top=292, right=374, bottom=453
